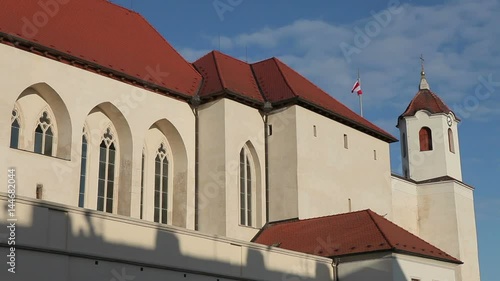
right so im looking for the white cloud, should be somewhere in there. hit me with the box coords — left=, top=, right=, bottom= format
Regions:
left=184, top=0, right=500, bottom=129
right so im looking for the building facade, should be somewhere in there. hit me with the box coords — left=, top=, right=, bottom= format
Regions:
left=0, top=1, right=480, bottom=280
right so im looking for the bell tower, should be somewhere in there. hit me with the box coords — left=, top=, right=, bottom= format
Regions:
left=397, top=58, right=462, bottom=181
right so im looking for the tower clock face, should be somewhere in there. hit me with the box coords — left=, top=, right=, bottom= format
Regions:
left=447, top=115, right=453, bottom=127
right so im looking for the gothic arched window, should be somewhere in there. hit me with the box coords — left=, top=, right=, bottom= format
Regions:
left=10, top=109, right=21, bottom=149
left=34, top=111, right=54, bottom=156
left=97, top=128, right=116, bottom=213
left=240, top=146, right=254, bottom=227
left=154, top=143, right=169, bottom=224
left=448, top=128, right=455, bottom=153
left=140, top=150, right=145, bottom=220
left=419, top=127, right=433, bottom=151
left=78, top=129, right=88, bottom=208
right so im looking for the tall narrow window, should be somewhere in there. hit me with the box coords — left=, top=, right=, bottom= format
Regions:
left=10, top=110, right=21, bottom=149
left=402, top=133, right=407, bottom=158
left=448, top=128, right=455, bottom=153
left=34, top=111, right=54, bottom=156
left=344, top=134, right=349, bottom=149
left=240, top=147, right=253, bottom=226
left=97, top=128, right=116, bottom=213
left=154, top=144, right=169, bottom=224
left=313, top=125, right=317, bottom=137
left=140, top=151, right=145, bottom=220
left=419, top=127, right=433, bottom=151
left=78, top=132, right=88, bottom=208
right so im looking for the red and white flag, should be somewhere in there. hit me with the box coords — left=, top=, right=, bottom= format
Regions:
left=351, top=79, right=363, bottom=95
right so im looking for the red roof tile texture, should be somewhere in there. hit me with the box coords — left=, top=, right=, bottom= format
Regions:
left=193, top=51, right=264, bottom=102
left=401, top=89, right=453, bottom=118
left=0, top=0, right=201, bottom=96
left=253, top=210, right=461, bottom=264
left=252, top=58, right=396, bottom=142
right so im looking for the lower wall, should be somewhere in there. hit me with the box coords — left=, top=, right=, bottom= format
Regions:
left=0, top=195, right=333, bottom=281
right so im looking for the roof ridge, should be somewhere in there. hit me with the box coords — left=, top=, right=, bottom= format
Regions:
left=250, top=64, right=271, bottom=103
left=272, top=58, right=298, bottom=98
left=366, top=210, right=395, bottom=249
left=213, top=50, right=249, bottom=65
left=135, top=10, right=202, bottom=79
left=211, top=51, right=227, bottom=91
left=101, top=0, right=140, bottom=15
left=368, top=210, right=459, bottom=262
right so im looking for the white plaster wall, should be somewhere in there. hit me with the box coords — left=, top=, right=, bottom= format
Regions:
left=338, top=252, right=457, bottom=281
left=400, top=111, right=462, bottom=182
left=197, top=99, right=265, bottom=241
left=337, top=252, right=393, bottom=281
left=0, top=44, right=196, bottom=228
left=295, top=106, right=393, bottom=219
left=393, top=253, right=457, bottom=281
left=267, top=106, right=299, bottom=221
left=391, top=176, right=419, bottom=235
left=417, top=181, right=480, bottom=281
left=0, top=196, right=333, bottom=281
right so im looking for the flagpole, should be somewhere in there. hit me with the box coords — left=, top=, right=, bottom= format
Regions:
left=358, top=69, right=363, bottom=117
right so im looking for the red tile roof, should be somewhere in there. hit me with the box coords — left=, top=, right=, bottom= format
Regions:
left=193, top=51, right=264, bottom=102
left=253, top=210, right=461, bottom=264
left=401, top=89, right=455, bottom=119
left=0, top=0, right=201, bottom=97
left=252, top=58, right=397, bottom=142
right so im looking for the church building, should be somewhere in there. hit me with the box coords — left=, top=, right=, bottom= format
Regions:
left=0, top=1, right=480, bottom=280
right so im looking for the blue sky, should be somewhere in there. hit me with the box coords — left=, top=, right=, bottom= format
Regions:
left=112, top=0, right=498, bottom=279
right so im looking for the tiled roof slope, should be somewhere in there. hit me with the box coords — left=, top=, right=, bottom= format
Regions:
left=253, top=210, right=461, bottom=264
left=193, top=51, right=264, bottom=102
left=252, top=58, right=397, bottom=142
left=401, top=89, right=455, bottom=119
left=0, top=0, right=201, bottom=97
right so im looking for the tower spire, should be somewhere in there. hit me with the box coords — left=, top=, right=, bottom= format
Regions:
left=419, top=54, right=430, bottom=90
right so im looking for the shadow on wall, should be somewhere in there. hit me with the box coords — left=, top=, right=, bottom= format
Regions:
left=0, top=197, right=332, bottom=281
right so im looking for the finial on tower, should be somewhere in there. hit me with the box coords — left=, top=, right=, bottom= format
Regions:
left=419, top=54, right=430, bottom=90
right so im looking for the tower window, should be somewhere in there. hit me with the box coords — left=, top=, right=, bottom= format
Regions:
left=419, top=127, right=433, bottom=151
left=34, top=111, right=54, bottom=156
left=373, top=150, right=377, bottom=160
left=448, top=128, right=455, bottom=153
left=97, top=128, right=116, bottom=213
left=268, top=124, right=273, bottom=136
left=10, top=110, right=21, bottom=149
left=344, top=134, right=348, bottom=149
left=313, top=125, right=317, bottom=137
left=36, top=184, right=43, bottom=199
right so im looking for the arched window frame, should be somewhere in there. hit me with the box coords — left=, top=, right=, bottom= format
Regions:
left=448, top=128, right=455, bottom=153
left=140, top=148, right=146, bottom=220
left=97, top=127, right=118, bottom=214
left=10, top=107, right=22, bottom=149
left=239, top=145, right=257, bottom=227
left=78, top=127, right=89, bottom=208
left=33, top=110, right=56, bottom=156
left=419, top=127, right=433, bottom=151
left=153, top=143, right=170, bottom=224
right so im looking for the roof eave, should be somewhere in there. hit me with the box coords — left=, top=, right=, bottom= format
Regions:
left=294, top=98, right=398, bottom=143
left=0, top=31, right=194, bottom=102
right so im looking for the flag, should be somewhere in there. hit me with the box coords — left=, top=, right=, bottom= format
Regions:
left=351, top=79, right=363, bottom=95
